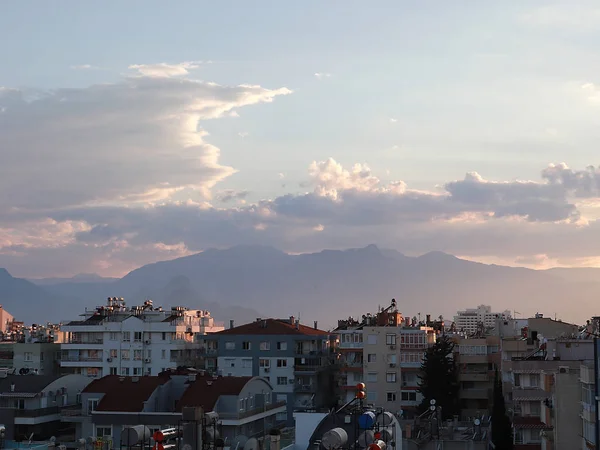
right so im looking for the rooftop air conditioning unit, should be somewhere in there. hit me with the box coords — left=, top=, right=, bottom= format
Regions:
left=145, top=340, right=151, bottom=345
left=389, top=363, right=396, bottom=368
left=145, top=358, right=151, bottom=363
left=264, top=368, right=270, bottom=373
left=389, top=345, right=396, bottom=350
left=107, top=358, right=112, bottom=362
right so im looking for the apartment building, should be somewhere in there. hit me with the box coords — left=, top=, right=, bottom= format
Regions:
left=202, top=317, right=333, bottom=425
left=454, top=305, right=511, bottom=334
left=580, top=361, right=596, bottom=449
left=334, top=300, right=438, bottom=419
left=500, top=323, right=594, bottom=449
left=60, top=297, right=224, bottom=378
left=455, top=335, right=500, bottom=421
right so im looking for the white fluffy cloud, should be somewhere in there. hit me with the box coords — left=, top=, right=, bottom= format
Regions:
left=0, top=74, right=291, bottom=214
left=128, top=61, right=203, bottom=78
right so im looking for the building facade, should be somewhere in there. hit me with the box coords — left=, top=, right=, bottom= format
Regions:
left=453, top=305, right=511, bottom=334
left=203, top=317, right=334, bottom=425
left=61, top=297, right=224, bottom=378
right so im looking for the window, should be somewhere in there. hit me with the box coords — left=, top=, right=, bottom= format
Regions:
left=109, top=367, right=118, bottom=375
left=277, top=377, right=288, bottom=385
left=95, top=426, right=112, bottom=438
left=529, top=374, right=540, bottom=387
left=386, top=372, right=397, bottom=383
left=277, top=342, right=287, bottom=351
left=14, top=399, right=24, bottom=409
left=367, top=334, right=378, bottom=345
left=242, top=359, right=252, bottom=368
left=225, top=341, right=236, bottom=350
left=528, top=401, right=541, bottom=416
left=387, top=392, right=397, bottom=402
left=514, top=373, right=521, bottom=387
left=277, top=359, right=287, bottom=367
left=260, top=342, right=271, bottom=351
left=387, top=354, right=397, bottom=364
left=23, top=352, right=33, bottom=362
left=401, top=392, right=417, bottom=402
left=366, top=372, right=378, bottom=382
left=110, top=332, right=119, bottom=341
left=259, top=359, right=270, bottom=367
left=134, top=332, right=142, bottom=342
left=147, top=349, right=152, bottom=359
left=109, top=349, right=117, bottom=359
left=386, top=334, right=396, bottom=345
left=122, top=332, right=130, bottom=342
left=88, top=399, right=99, bottom=414
left=87, top=368, right=100, bottom=378
left=162, top=332, right=166, bottom=341
left=121, top=367, right=130, bottom=376
left=161, top=349, right=166, bottom=359
left=121, top=350, right=130, bottom=360
left=133, top=367, right=142, bottom=376
left=133, top=350, right=142, bottom=361
left=367, top=354, right=377, bottom=363
left=147, top=368, right=151, bottom=375
left=242, top=341, right=251, bottom=350
left=367, top=391, right=377, bottom=401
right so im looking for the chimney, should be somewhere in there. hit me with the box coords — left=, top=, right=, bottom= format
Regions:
left=426, top=314, right=431, bottom=324
left=295, top=319, right=300, bottom=330
left=229, top=320, right=234, bottom=329
left=289, top=316, right=295, bottom=325
left=314, top=321, right=318, bottom=330
left=269, top=429, right=282, bottom=450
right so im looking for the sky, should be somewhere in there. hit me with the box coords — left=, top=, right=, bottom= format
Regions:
left=2, top=1, right=600, bottom=277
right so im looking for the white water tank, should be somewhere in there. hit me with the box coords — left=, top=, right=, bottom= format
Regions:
left=322, top=428, right=348, bottom=450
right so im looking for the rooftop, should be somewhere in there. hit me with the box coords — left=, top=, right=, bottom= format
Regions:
left=83, top=375, right=171, bottom=412
left=177, top=375, right=253, bottom=411
left=0, top=375, right=61, bottom=394
left=215, top=318, right=329, bottom=336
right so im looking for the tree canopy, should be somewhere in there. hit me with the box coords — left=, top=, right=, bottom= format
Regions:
left=491, top=367, right=513, bottom=450
left=417, top=334, right=460, bottom=420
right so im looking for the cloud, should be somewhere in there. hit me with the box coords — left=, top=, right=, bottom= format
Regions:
left=70, top=64, right=99, bottom=70
left=128, top=61, right=203, bottom=78
left=238, top=131, right=249, bottom=138
left=0, top=71, right=291, bottom=214
left=216, top=190, right=249, bottom=203
left=520, top=5, right=600, bottom=31
left=314, top=72, right=332, bottom=79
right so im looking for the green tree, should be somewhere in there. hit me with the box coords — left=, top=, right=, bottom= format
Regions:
left=417, top=334, right=460, bottom=420
left=491, top=368, right=513, bottom=450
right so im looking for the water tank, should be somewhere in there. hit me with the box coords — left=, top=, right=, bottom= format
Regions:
left=368, top=440, right=386, bottom=450
left=358, top=411, right=376, bottom=429
left=322, top=428, right=348, bottom=450
left=122, top=425, right=151, bottom=446
left=376, top=412, right=395, bottom=427
left=378, top=429, right=393, bottom=442
left=356, top=431, right=375, bottom=447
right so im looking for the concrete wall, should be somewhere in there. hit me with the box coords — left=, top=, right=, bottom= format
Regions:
left=554, top=370, right=582, bottom=450
left=13, top=343, right=61, bottom=376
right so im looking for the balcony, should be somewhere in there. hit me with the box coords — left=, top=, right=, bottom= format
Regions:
left=217, top=401, right=287, bottom=421
left=294, top=365, right=322, bottom=373
left=459, top=373, right=489, bottom=382
left=65, top=338, right=104, bottom=345
left=458, top=355, right=488, bottom=364
left=294, top=384, right=316, bottom=393
left=14, top=406, right=60, bottom=417
left=460, top=389, right=491, bottom=400
left=61, top=356, right=102, bottom=362
left=338, top=342, right=363, bottom=349
left=60, top=405, right=86, bottom=422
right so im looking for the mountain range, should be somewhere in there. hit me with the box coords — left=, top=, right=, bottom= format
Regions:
left=0, top=245, right=598, bottom=328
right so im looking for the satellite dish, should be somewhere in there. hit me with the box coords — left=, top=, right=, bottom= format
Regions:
left=50, top=437, right=56, bottom=443
left=474, top=419, right=481, bottom=426
left=430, top=399, right=436, bottom=405
left=244, top=438, right=259, bottom=450
left=429, top=405, right=436, bottom=411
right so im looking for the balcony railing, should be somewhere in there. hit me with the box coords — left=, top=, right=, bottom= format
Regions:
left=294, top=385, right=316, bottom=392
left=66, top=338, right=104, bottom=344
left=218, top=401, right=286, bottom=420
left=14, top=406, right=61, bottom=417
left=60, top=406, right=84, bottom=417
left=61, top=356, right=102, bottom=362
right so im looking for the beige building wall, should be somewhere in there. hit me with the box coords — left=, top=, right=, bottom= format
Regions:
left=0, top=306, right=14, bottom=334
left=363, top=326, right=402, bottom=411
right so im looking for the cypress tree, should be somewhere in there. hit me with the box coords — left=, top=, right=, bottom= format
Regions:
left=491, top=367, right=513, bottom=449
left=417, top=334, right=460, bottom=420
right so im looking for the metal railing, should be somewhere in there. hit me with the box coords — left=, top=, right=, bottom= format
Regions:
left=14, top=406, right=61, bottom=417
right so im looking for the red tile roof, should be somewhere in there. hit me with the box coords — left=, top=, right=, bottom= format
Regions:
left=216, top=318, right=330, bottom=336
left=176, top=375, right=252, bottom=412
left=83, top=375, right=170, bottom=412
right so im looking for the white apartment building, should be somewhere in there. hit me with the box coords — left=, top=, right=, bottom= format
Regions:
left=60, top=297, right=224, bottom=378
left=454, top=305, right=511, bottom=334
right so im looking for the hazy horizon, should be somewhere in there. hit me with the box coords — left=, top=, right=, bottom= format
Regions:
left=3, top=1, right=600, bottom=279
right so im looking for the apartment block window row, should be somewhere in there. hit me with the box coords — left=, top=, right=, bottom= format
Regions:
left=340, top=333, right=362, bottom=344
left=387, top=392, right=396, bottom=402
left=400, top=352, right=424, bottom=363
left=386, top=372, right=397, bottom=383
left=385, top=334, right=396, bottom=345
left=400, top=334, right=426, bottom=347
left=401, top=391, right=417, bottom=402
left=108, top=331, right=172, bottom=342
left=514, top=373, right=540, bottom=388
left=459, top=345, right=487, bottom=355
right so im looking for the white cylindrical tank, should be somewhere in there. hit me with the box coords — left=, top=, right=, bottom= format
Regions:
left=356, top=430, right=374, bottom=447
left=122, top=425, right=151, bottom=446
left=322, top=428, right=348, bottom=450
left=376, top=412, right=395, bottom=427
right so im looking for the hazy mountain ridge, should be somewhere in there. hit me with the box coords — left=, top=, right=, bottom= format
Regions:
left=4, top=245, right=600, bottom=327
